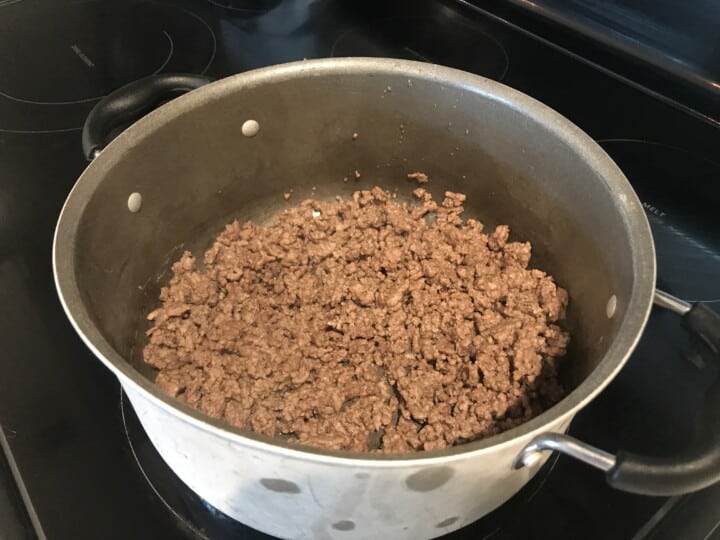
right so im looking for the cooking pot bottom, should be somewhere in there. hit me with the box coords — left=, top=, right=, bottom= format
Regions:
left=121, top=387, right=560, bottom=537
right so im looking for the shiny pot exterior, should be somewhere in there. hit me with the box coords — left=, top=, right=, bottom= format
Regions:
left=53, top=58, right=656, bottom=539
left=125, top=383, right=572, bottom=539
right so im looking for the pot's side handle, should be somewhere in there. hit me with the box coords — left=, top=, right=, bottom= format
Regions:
left=608, top=295, right=720, bottom=495
left=81, top=73, right=212, bottom=161
left=515, top=290, right=720, bottom=497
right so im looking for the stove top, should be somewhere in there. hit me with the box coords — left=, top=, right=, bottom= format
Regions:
left=330, top=16, right=509, bottom=81
left=1, top=1, right=719, bottom=539
left=0, top=0, right=216, bottom=133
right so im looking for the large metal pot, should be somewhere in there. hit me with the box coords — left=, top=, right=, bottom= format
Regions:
left=53, top=58, right=720, bottom=539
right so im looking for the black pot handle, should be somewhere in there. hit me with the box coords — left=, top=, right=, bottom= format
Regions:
left=514, top=290, right=720, bottom=496
left=82, top=73, right=212, bottom=161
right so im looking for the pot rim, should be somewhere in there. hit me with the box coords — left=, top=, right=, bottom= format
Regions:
left=52, top=57, right=656, bottom=467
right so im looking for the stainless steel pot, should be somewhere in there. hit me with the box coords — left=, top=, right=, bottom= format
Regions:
left=53, top=58, right=720, bottom=540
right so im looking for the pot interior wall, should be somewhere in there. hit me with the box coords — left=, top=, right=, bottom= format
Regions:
left=73, top=67, right=636, bottom=395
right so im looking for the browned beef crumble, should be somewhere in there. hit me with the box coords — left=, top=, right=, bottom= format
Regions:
left=407, top=172, right=429, bottom=184
left=143, top=185, right=569, bottom=453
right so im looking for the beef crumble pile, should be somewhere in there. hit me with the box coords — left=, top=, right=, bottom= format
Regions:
left=143, top=185, right=570, bottom=452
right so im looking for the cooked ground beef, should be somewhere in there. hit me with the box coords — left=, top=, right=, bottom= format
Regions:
left=143, top=185, right=569, bottom=453
left=407, top=172, right=429, bottom=184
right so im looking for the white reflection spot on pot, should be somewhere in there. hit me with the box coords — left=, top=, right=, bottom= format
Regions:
left=242, top=119, right=260, bottom=137
left=606, top=295, right=617, bottom=319
left=127, top=192, right=142, bottom=213
left=520, top=450, right=542, bottom=468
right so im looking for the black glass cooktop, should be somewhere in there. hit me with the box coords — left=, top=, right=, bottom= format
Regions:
left=1, top=1, right=719, bottom=539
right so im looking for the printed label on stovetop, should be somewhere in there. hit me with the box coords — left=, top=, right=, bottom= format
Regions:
left=70, top=44, right=95, bottom=69
left=642, top=201, right=666, bottom=218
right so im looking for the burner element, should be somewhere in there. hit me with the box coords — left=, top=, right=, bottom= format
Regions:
left=121, top=389, right=558, bottom=539
left=0, top=2, right=214, bottom=104
left=0, top=1, right=216, bottom=132
left=331, top=16, right=509, bottom=82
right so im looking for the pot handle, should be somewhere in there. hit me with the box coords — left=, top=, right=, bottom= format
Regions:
left=81, top=73, right=212, bottom=161
left=514, top=289, right=720, bottom=496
